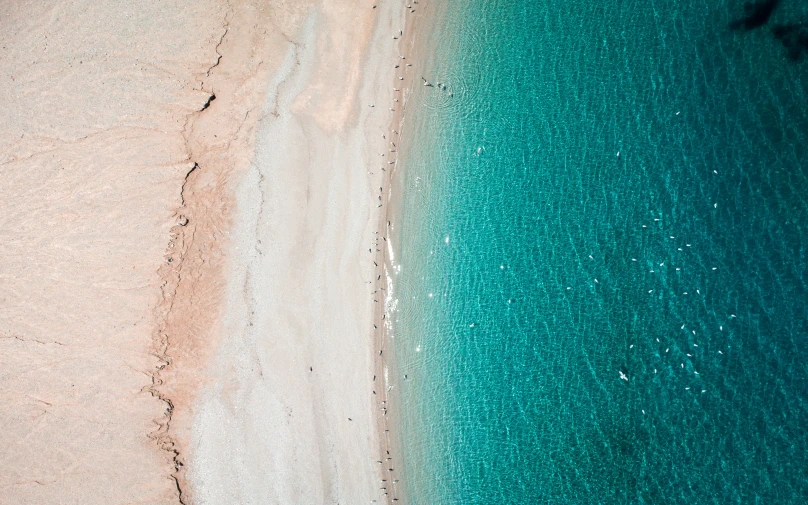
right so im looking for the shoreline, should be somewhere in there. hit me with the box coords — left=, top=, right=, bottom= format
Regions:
left=373, top=2, right=446, bottom=503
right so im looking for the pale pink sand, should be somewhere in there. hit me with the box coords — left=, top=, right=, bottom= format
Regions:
left=0, top=1, right=280, bottom=502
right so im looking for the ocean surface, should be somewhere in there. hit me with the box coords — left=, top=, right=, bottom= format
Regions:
left=391, top=0, right=808, bottom=503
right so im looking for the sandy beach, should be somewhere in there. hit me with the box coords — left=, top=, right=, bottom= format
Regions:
left=1, top=0, right=425, bottom=503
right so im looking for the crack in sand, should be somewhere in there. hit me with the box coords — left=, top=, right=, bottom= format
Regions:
left=206, top=24, right=229, bottom=78
left=148, top=6, right=233, bottom=504
left=178, top=163, right=199, bottom=208
left=0, top=334, right=66, bottom=346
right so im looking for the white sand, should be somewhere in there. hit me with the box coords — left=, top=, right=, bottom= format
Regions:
left=188, top=1, right=410, bottom=503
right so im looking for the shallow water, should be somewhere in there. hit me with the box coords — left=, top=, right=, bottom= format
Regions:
left=393, top=0, right=808, bottom=503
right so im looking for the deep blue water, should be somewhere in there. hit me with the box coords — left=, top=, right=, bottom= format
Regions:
left=392, top=0, right=808, bottom=503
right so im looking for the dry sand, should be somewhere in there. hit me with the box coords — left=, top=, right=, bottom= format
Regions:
left=1, top=0, right=423, bottom=503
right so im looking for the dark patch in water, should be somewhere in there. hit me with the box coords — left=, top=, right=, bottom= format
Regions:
left=771, top=22, right=808, bottom=60
left=729, top=0, right=781, bottom=31
left=729, top=1, right=808, bottom=63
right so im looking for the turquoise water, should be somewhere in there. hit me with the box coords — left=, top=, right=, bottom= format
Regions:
left=393, top=0, right=808, bottom=503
